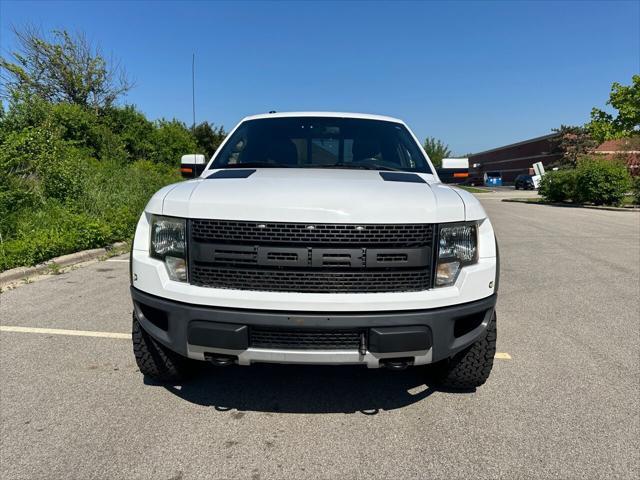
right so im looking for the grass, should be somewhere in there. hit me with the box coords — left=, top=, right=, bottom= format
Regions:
left=503, top=196, right=639, bottom=209
left=0, top=160, right=179, bottom=271
left=503, top=198, right=543, bottom=203
left=46, top=263, right=62, bottom=275
left=99, top=242, right=130, bottom=261
left=457, top=185, right=491, bottom=193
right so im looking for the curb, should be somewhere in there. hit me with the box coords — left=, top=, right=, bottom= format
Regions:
left=0, top=241, right=129, bottom=287
left=501, top=198, right=640, bottom=212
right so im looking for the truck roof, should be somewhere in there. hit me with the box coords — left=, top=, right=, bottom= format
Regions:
left=241, top=111, right=405, bottom=124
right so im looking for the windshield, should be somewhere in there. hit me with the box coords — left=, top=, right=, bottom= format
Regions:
left=210, top=117, right=433, bottom=173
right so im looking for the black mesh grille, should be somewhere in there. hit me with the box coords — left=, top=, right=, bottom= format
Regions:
left=250, top=328, right=362, bottom=350
left=191, top=219, right=433, bottom=246
left=190, top=266, right=430, bottom=293
left=188, top=219, right=434, bottom=293
left=377, top=253, right=408, bottom=263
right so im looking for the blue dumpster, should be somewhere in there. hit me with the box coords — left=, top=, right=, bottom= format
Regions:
left=485, top=172, right=502, bottom=187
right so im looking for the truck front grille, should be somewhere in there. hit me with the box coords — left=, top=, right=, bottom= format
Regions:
left=188, top=220, right=434, bottom=293
left=250, top=328, right=362, bottom=350
left=191, top=219, right=433, bottom=246
left=190, top=266, right=430, bottom=293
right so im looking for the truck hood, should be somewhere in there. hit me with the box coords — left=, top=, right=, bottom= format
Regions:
left=150, top=169, right=473, bottom=223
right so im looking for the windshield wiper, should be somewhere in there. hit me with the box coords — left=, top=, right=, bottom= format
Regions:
left=320, top=162, right=403, bottom=172
left=218, top=162, right=292, bottom=169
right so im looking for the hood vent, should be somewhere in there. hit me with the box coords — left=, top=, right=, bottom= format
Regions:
left=208, top=169, right=256, bottom=179
left=379, top=172, right=425, bottom=183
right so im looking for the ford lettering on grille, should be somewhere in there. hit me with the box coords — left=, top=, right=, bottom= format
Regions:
left=188, top=220, right=435, bottom=293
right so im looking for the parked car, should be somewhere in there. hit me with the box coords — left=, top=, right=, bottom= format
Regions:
left=514, top=174, right=535, bottom=190
left=130, top=112, right=500, bottom=389
left=463, top=175, right=485, bottom=187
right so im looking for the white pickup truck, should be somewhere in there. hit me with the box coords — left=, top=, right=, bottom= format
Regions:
left=130, top=112, right=499, bottom=389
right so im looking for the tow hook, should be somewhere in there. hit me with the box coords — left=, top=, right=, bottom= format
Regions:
left=204, top=353, right=237, bottom=366
left=382, top=358, right=412, bottom=371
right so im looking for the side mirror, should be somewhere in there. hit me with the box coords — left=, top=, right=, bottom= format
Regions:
left=180, top=154, right=207, bottom=178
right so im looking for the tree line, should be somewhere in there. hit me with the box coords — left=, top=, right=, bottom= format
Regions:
left=0, top=27, right=226, bottom=271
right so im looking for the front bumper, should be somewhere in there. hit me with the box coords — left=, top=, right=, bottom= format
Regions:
left=131, top=287, right=497, bottom=368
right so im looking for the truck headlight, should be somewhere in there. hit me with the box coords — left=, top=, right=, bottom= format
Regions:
left=435, top=222, right=478, bottom=287
left=150, top=215, right=187, bottom=282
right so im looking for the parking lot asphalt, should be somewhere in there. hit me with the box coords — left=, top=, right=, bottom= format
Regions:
left=1, top=198, right=639, bottom=479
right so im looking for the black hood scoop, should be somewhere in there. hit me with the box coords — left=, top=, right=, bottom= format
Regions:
left=208, top=169, right=256, bottom=179
left=379, top=172, right=426, bottom=183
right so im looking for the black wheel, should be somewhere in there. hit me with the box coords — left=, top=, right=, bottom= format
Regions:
left=132, top=312, right=193, bottom=382
left=429, top=311, right=497, bottom=390
left=514, top=184, right=519, bottom=190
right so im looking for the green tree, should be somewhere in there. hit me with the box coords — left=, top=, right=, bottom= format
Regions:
left=586, top=75, right=640, bottom=143
left=193, top=121, right=226, bottom=158
left=104, top=105, right=156, bottom=161
left=0, top=27, right=133, bottom=109
left=423, top=137, right=451, bottom=168
left=550, top=125, right=597, bottom=168
left=152, top=119, right=198, bottom=165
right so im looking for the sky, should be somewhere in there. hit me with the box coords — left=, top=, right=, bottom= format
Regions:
left=1, top=0, right=638, bottom=155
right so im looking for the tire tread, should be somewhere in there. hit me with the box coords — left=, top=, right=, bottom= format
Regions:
left=132, top=312, right=189, bottom=382
left=435, top=312, right=497, bottom=389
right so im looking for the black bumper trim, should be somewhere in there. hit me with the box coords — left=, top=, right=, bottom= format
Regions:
left=188, top=321, right=249, bottom=350
left=369, top=326, right=432, bottom=353
left=131, top=287, right=496, bottom=363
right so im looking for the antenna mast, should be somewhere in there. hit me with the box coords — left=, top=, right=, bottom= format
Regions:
left=191, top=53, right=196, bottom=130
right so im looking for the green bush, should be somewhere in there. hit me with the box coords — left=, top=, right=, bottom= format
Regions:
left=575, top=158, right=631, bottom=206
left=0, top=94, right=191, bottom=271
left=0, top=126, right=55, bottom=235
left=539, top=169, right=578, bottom=202
left=0, top=93, right=51, bottom=137
left=539, top=160, right=632, bottom=206
left=77, top=159, right=179, bottom=239
left=152, top=119, right=198, bottom=164
left=0, top=123, right=86, bottom=218
left=104, top=106, right=156, bottom=161
left=0, top=161, right=180, bottom=271
left=632, top=176, right=640, bottom=205
left=0, top=29, right=211, bottom=271
left=0, top=203, right=113, bottom=270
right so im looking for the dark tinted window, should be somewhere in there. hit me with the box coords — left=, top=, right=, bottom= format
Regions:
left=212, top=117, right=432, bottom=173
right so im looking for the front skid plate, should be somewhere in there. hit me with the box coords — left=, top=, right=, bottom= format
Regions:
left=186, top=344, right=432, bottom=368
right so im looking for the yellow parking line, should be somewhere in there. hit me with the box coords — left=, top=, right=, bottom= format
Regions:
left=495, top=352, right=512, bottom=360
left=0, top=325, right=131, bottom=339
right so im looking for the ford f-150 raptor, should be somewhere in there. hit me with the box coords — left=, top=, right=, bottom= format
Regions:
left=130, top=112, right=499, bottom=389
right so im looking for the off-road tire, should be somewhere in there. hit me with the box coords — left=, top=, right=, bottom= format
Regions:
left=132, top=312, right=192, bottom=382
left=432, top=311, right=497, bottom=390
